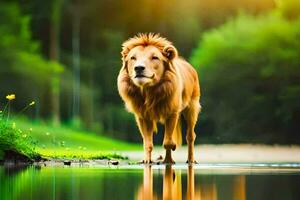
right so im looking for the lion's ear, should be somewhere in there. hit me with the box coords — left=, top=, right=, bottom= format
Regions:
left=163, top=45, right=178, bottom=60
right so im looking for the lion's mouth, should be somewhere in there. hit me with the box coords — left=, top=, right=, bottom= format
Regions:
left=135, top=74, right=155, bottom=79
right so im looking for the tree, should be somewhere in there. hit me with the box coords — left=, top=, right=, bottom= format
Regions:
left=190, top=12, right=300, bottom=143
left=49, top=0, right=64, bottom=125
left=0, top=2, right=64, bottom=119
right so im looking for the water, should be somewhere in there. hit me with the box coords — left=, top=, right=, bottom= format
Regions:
left=1, top=164, right=300, bottom=200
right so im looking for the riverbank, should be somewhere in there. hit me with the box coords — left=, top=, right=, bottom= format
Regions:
left=122, top=144, right=300, bottom=163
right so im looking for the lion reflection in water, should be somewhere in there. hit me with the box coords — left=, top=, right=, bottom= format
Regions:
left=136, top=166, right=246, bottom=200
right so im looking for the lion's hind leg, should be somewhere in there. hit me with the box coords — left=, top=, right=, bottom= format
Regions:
left=183, top=99, right=200, bottom=164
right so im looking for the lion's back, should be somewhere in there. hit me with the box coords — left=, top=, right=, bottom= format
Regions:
left=174, top=57, right=200, bottom=108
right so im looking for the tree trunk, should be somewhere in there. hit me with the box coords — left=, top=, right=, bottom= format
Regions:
left=49, top=0, right=63, bottom=125
left=72, top=3, right=81, bottom=123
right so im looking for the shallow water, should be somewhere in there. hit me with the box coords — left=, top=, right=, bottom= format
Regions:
left=1, top=164, right=300, bottom=200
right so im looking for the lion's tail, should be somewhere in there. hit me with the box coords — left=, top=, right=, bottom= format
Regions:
left=173, top=116, right=182, bottom=147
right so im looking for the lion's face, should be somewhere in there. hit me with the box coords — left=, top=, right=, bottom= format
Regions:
left=126, top=45, right=167, bottom=87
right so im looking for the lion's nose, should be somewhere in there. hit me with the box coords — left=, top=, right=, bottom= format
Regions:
left=134, top=66, right=145, bottom=73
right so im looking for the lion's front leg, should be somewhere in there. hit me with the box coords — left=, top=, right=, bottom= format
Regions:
left=136, top=117, right=154, bottom=163
left=163, top=113, right=179, bottom=164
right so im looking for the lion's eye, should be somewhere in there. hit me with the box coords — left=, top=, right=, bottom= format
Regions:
left=152, top=56, right=159, bottom=60
left=130, top=56, right=136, bottom=60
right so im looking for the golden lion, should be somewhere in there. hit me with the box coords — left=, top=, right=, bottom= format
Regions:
left=117, top=33, right=201, bottom=164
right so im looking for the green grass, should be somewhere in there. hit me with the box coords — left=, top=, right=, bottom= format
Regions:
left=0, top=117, right=140, bottom=160
left=13, top=118, right=140, bottom=159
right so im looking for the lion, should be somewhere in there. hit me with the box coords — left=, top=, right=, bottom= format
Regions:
left=117, top=33, right=201, bottom=164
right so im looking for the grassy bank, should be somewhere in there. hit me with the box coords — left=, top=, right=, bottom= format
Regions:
left=0, top=119, right=40, bottom=161
left=0, top=118, right=140, bottom=161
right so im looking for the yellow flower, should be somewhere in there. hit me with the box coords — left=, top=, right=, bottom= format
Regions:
left=29, top=101, right=35, bottom=106
left=6, top=94, right=16, bottom=101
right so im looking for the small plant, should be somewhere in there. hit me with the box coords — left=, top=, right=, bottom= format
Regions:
left=0, top=94, right=40, bottom=161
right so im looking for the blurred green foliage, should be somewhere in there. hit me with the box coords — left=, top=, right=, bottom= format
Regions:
left=0, top=3, right=64, bottom=82
left=190, top=10, right=300, bottom=143
left=0, top=2, right=64, bottom=123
